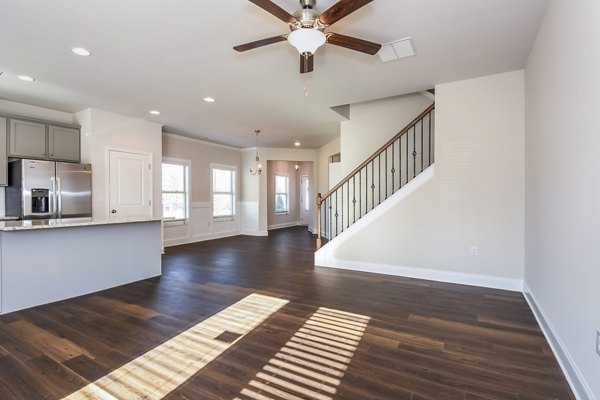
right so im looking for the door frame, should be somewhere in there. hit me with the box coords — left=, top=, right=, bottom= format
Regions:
left=105, top=146, right=154, bottom=219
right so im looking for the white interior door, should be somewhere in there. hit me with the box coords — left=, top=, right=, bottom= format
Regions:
left=109, top=150, right=152, bottom=218
left=300, top=175, right=310, bottom=226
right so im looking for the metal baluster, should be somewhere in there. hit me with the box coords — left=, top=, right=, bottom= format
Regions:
left=334, top=191, right=338, bottom=237
left=427, top=113, right=431, bottom=165
left=353, top=175, right=356, bottom=224
left=399, top=135, right=402, bottom=188
left=421, top=119, right=424, bottom=172
left=371, top=160, right=375, bottom=211
left=365, top=165, right=368, bottom=215
left=391, top=140, right=395, bottom=193
left=406, top=127, right=409, bottom=184
left=378, top=154, right=381, bottom=206
left=329, top=198, right=332, bottom=241
left=385, top=147, right=388, bottom=199
left=413, top=125, right=417, bottom=178
left=359, top=168, right=362, bottom=218
left=341, top=186, right=344, bottom=233
left=346, top=181, right=350, bottom=229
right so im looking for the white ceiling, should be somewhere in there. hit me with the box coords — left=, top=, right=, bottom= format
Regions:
left=0, top=0, right=548, bottom=148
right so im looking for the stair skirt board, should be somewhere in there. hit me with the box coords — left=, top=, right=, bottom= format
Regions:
left=316, top=259, right=523, bottom=292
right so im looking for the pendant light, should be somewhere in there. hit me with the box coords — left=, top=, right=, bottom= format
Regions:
left=250, top=130, right=262, bottom=175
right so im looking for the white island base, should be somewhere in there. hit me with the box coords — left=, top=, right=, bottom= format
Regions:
left=0, top=217, right=162, bottom=314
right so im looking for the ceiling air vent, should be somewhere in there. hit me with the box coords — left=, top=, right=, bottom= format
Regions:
left=378, top=37, right=416, bottom=63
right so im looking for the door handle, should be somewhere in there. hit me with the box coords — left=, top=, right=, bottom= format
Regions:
left=57, top=177, right=62, bottom=218
left=111, top=209, right=117, bottom=214
left=50, top=177, right=57, bottom=215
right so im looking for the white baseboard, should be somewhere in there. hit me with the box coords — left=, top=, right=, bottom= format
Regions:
left=164, top=230, right=240, bottom=247
left=523, top=283, right=594, bottom=400
left=268, top=221, right=301, bottom=230
left=317, top=259, right=523, bottom=292
left=241, top=230, right=268, bottom=237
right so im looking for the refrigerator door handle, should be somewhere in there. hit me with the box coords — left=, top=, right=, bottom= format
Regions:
left=50, top=176, right=57, bottom=216
left=57, top=176, right=62, bottom=218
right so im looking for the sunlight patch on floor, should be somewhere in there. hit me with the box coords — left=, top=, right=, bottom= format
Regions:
left=63, top=293, right=288, bottom=400
left=235, top=307, right=370, bottom=400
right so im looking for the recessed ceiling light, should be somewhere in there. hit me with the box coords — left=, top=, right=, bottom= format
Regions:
left=71, top=47, right=91, bottom=56
left=203, top=97, right=216, bottom=103
left=17, top=75, right=35, bottom=82
left=294, top=142, right=301, bottom=147
left=149, top=110, right=160, bottom=115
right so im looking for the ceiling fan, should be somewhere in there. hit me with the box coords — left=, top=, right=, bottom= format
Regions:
left=234, top=0, right=381, bottom=73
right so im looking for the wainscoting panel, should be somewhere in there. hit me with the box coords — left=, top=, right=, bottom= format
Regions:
left=164, top=202, right=242, bottom=247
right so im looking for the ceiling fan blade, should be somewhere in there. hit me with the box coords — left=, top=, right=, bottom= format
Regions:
left=327, top=33, right=381, bottom=55
left=319, top=0, right=373, bottom=26
left=248, top=0, right=297, bottom=23
left=234, top=35, right=288, bottom=52
left=300, top=54, right=314, bottom=74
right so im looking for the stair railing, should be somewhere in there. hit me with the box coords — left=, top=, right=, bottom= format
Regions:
left=316, top=103, right=435, bottom=249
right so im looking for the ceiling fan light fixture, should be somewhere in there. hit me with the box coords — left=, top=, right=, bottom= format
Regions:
left=288, top=29, right=326, bottom=55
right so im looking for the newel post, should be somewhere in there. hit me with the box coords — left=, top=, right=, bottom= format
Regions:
left=316, top=193, right=323, bottom=249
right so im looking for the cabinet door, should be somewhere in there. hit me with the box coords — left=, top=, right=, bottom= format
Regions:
left=8, top=119, right=47, bottom=159
left=48, top=125, right=80, bottom=162
left=0, top=118, right=6, bottom=186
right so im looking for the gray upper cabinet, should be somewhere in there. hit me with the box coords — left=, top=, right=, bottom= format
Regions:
left=48, top=125, right=80, bottom=162
left=5, top=116, right=81, bottom=163
left=8, top=119, right=47, bottom=159
left=0, top=117, right=7, bottom=186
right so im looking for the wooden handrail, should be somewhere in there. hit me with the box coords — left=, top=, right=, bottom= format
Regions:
left=321, top=102, right=435, bottom=201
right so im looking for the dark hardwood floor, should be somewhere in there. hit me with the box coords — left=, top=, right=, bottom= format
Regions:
left=0, top=227, right=574, bottom=399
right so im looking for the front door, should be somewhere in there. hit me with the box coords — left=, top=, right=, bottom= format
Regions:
left=108, top=149, right=152, bottom=218
left=300, top=175, right=310, bottom=226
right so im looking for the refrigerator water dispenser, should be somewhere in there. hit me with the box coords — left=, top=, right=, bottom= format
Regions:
left=31, top=188, right=49, bottom=214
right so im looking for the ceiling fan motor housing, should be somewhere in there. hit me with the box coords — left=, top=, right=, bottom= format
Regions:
left=299, top=0, right=316, bottom=9
left=292, top=9, right=322, bottom=29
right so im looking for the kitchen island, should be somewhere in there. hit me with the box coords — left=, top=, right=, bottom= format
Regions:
left=0, top=216, right=162, bottom=314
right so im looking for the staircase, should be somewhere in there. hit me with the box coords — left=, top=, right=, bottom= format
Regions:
left=316, top=103, right=435, bottom=248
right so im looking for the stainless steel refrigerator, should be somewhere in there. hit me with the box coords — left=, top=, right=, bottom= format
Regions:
left=5, top=159, right=92, bottom=220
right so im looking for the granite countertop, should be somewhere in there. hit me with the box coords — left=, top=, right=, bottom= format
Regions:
left=0, top=216, right=163, bottom=232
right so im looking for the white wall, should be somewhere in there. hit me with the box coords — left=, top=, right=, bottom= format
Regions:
left=524, top=0, right=600, bottom=398
left=162, top=134, right=242, bottom=246
left=76, top=109, right=163, bottom=219
left=241, top=149, right=261, bottom=235
left=322, top=71, right=525, bottom=288
left=317, top=138, right=341, bottom=197
left=340, top=93, right=432, bottom=176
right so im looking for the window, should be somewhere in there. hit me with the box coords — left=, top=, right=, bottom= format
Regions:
left=275, top=174, right=289, bottom=214
left=162, top=160, right=190, bottom=220
left=303, top=177, right=310, bottom=212
left=212, top=166, right=236, bottom=218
